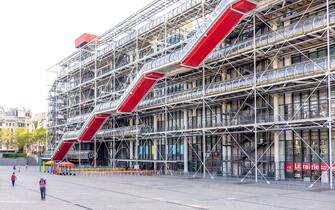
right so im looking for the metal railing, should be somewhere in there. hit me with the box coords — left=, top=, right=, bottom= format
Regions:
left=139, top=56, right=335, bottom=109
left=141, top=0, right=242, bottom=73
left=96, top=125, right=146, bottom=137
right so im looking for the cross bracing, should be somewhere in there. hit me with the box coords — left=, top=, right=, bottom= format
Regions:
left=47, top=0, right=335, bottom=188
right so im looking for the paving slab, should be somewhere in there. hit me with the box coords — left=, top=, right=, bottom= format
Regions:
left=0, top=166, right=334, bottom=210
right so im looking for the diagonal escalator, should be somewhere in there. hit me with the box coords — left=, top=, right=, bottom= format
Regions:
left=51, top=0, right=258, bottom=161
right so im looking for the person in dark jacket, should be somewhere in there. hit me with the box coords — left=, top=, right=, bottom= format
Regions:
left=39, top=178, right=46, bottom=200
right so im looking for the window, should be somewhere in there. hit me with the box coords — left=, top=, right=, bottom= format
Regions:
left=180, top=144, right=184, bottom=155
left=285, top=131, right=294, bottom=178
left=317, top=48, right=327, bottom=58
left=292, top=55, right=301, bottom=64
left=293, top=132, right=302, bottom=178
left=309, top=51, right=317, bottom=60
left=331, top=45, right=335, bottom=55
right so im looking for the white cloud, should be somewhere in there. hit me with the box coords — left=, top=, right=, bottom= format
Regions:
left=0, top=0, right=151, bottom=114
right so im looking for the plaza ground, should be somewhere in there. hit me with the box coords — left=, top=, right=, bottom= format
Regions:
left=0, top=166, right=334, bottom=210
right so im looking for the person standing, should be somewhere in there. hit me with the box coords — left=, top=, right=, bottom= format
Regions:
left=39, top=178, right=46, bottom=200
left=11, top=172, right=16, bottom=187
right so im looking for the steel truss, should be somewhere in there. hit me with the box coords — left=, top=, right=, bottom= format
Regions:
left=47, top=0, right=335, bottom=189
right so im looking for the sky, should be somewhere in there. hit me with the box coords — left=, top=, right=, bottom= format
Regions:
left=0, top=0, right=151, bottom=115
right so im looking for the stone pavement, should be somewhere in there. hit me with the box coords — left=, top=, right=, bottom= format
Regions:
left=0, top=166, right=334, bottom=210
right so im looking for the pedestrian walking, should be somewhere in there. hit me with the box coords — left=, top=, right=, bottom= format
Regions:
left=11, top=172, right=16, bottom=187
left=13, top=165, right=16, bottom=171
left=39, top=178, right=46, bottom=200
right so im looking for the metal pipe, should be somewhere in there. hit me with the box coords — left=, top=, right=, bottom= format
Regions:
left=326, top=0, right=333, bottom=190
left=253, top=13, right=258, bottom=183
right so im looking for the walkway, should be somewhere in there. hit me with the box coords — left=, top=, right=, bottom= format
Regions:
left=0, top=166, right=334, bottom=210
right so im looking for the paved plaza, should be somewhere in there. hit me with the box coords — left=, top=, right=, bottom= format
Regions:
left=0, top=166, right=334, bottom=210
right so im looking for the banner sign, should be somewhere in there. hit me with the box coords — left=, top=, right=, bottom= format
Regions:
left=285, top=161, right=334, bottom=172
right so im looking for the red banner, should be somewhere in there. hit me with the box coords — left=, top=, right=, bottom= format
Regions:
left=285, top=161, right=335, bottom=172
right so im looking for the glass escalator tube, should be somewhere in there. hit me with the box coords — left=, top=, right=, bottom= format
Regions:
left=295, top=62, right=305, bottom=77
left=229, top=81, right=234, bottom=91
left=236, top=79, right=241, bottom=90
left=330, top=12, right=335, bottom=24
left=244, top=76, right=251, bottom=88
left=277, top=68, right=285, bottom=82
left=266, top=71, right=273, bottom=84
left=317, top=58, right=326, bottom=73
left=286, top=66, right=295, bottom=79
left=215, top=82, right=221, bottom=94
left=231, top=43, right=239, bottom=55
left=211, top=83, right=217, bottom=94
left=221, top=81, right=227, bottom=93
left=275, top=28, right=285, bottom=42
left=257, top=34, right=268, bottom=48
left=212, top=82, right=218, bottom=94
left=237, top=42, right=245, bottom=55
left=284, top=25, right=293, bottom=39
left=304, top=62, right=314, bottom=75
left=303, top=19, right=313, bottom=33
left=267, top=32, right=275, bottom=45
left=244, top=39, right=253, bottom=52
left=313, top=15, right=326, bottom=30
left=293, top=22, right=304, bottom=37
left=224, top=45, right=232, bottom=57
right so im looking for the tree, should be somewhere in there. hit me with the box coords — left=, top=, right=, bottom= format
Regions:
left=32, top=128, right=47, bottom=153
left=1, top=128, right=14, bottom=150
left=0, top=128, right=2, bottom=147
left=15, top=128, right=32, bottom=153
left=33, top=128, right=46, bottom=143
left=33, top=120, right=38, bottom=130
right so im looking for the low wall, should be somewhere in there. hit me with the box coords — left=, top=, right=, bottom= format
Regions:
left=0, top=158, right=27, bottom=166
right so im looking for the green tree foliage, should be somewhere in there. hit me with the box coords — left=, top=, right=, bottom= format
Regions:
left=33, top=128, right=46, bottom=143
left=0, top=128, right=14, bottom=149
left=0, top=126, right=46, bottom=153
left=15, top=128, right=32, bottom=153
left=33, top=120, right=38, bottom=130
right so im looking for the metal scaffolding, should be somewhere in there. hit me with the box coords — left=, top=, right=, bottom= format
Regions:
left=47, top=0, right=335, bottom=188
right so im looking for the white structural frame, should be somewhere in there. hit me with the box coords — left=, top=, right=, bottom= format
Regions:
left=47, top=0, right=335, bottom=189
